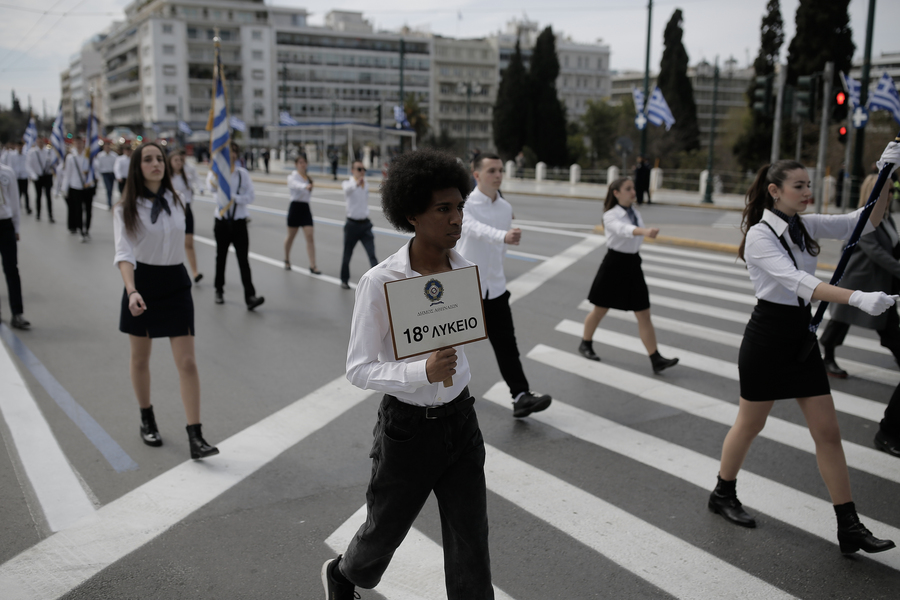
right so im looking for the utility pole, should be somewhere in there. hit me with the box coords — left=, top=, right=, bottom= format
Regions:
left=702, top=58, right=719, bottom=204
left=399, top=38, right=405, bottom=112
left=281, top=62, right=288, bottom=161
left=771, top=65, right=786, bottom=163
left=640, top=0, right=653, bottom=158
left=851, top=0, right=877, bottom=203
left=814, top=62, right=834, bottom=214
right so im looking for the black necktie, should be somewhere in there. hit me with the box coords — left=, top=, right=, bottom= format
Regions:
left=625, top=205, right=639, bottom=226
left=771, top=209, right=805, bottom=252
left=145, top=188, right=171, bottom=224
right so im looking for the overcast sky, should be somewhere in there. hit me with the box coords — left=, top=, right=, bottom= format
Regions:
left=0, top=0, right=897, bottom=118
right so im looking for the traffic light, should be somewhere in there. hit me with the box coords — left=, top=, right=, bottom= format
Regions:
left=838, top=125, right=847, bottom=145
left=753, top=74, right=774, bottom=117
left=833, top=90, right=848, bottom=123
left=375, top=104, right=382, bottom=128
left=795, top=74, right=819, bottom=123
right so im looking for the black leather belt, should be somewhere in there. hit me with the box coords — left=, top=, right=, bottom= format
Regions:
left=386, top=387, right=474, bottom=419
left=347, top=217, right=370, bottom=223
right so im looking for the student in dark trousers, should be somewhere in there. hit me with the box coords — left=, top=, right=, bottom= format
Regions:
left=113, top=142, right=218, bottom=459
left=709, top=153, right=899, bottom=555
left=206, top=143, right=264, bottom=310
left=26, top=140, right=55, bottom=222
left=8, top=142, right=31, bottom=215
left=322, top=148, right=493, bottom=600
left=339, top=160, right=378, bottom=289
left=0, top=163, right=30, bottom=329
left=60, top=138, right=96, bottom=241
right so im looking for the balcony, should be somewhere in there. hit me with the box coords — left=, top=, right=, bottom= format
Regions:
left=106, top=77, right=140, bottom=95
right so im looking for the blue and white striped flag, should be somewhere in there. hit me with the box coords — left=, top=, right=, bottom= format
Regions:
left=206, top=36, right=232, bottom=205
left=178, top=120, right=193, bottom=136
left=647, top=87, right=676, bottom=130
left=632, top=87, right=645, bottom=115
left=50, top=103, right=66, bottom=168
left=229, top=115, right=246, bottom=132
left=22, top=117, right=37, bottom=153
left=840, top=71, right=862, bottom=110
left=279, top=111, right=299, bottom=126
left=866, top=72, right=900, bottom=125
left=393, top=105, right=410, bottom=128
left=84, top=97, right=101, bottom=186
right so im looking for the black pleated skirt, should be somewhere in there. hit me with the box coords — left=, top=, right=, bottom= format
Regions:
left=587, top=249, right=650, bottom=311
left=287, top=201, right=313, bottom=227
left=119, top=263, right=194, bottom=338
left=738, top=300, right=830, bottom=401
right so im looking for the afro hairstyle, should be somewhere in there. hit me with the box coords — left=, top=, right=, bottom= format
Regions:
left=380, top=148, right=472, bottom=233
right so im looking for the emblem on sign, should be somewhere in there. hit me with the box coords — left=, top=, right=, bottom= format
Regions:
left=424, top=278, right=445, bottom=305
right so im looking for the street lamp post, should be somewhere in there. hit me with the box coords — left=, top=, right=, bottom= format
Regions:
left=457, top=81, right=482, bottom=158
left=702, top=58, right=719, bottom=204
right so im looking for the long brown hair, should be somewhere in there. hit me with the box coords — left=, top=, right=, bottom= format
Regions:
left=738, top=160, right=819, bottom=261
left=167, top=148, right=190, bottom=190
left=295, top=152, right=312, bottom=185
left=118, top=142, right=182, bottom=235
left=604, top=177, right=631, bottom=212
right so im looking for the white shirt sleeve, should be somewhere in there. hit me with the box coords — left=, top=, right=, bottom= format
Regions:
left=233, top=169, right=254, bottom=205
left=745, top=226, right=822, bottom=303
left=603, top=207, right=639, bottom=239
left=112, top=205, right=137, bottom=268
left=461, top=212, right=507, bottom=244
left=802, top=206, right=875, bottom=241
left=288, top=171, right=311, bottom=192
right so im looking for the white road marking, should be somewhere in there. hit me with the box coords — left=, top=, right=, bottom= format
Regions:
left=482, top=383, right=900, bottom=573
left=0, top=328, right=96, bottom=532
left=641, top=263, right=754, bottom=290
left=556, top=318, right=888, bottom=423
left=645, top=276, right=757, bottom=305
left=526, top=344, right=900, bottom=484
left=507, top=235, right=607, bottom=303
left=642, top=252, right=750, bottom=277
left=0, top=376, right=373, bottom=600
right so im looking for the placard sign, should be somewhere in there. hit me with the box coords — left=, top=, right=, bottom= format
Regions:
left=384, top=265, right=487, bottom=361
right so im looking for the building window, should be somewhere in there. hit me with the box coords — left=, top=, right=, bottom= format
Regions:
left=166, top=105, right=177, bottom=115
left=187, top=27, right=198, bottom=39
left=163, top=45, right=175, bottom=55
left=252, top=69, right=264, bottom=80
left=254, top=88, right=264, bottom=98
left=162, top=65, right=177, bottom=76
left=252, top=50, right=264, bottom=60
left=162, top=24, right=174, bottom=34
left=252, top=30, right=262, bottom=41
left=145, top=86, right=153, bottom=95
left=164, top=85, right=177, bottom=95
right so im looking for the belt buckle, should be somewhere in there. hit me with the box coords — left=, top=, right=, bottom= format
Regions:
left=425, top=406, right=439, bottom=419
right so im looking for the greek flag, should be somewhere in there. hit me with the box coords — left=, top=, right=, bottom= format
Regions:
left=206, top=37, right=232, bottom=203
left=84, top=98, right=101, bottom=186
left=229, top=115, right=246, bottom=132
left=866, top=72, right=900, bottom=125
left=840, top=71, right=862, bottom=110
left=632, top=87, right=645, bottom=114
left=50, top=103, right=66, bottom=168
left=646, top=87, right=676, bottom=130
left=393, top=105, right=410, bottom=128
left=22, top=117, right=37, bottom=153
left=279, top=111, right=299, bottom=126
left=178, top=120, right=193, bottom=136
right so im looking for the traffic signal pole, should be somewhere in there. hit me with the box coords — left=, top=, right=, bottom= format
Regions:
left=640, top=0, right=653, bottom=159
left=771, top=66, right=786, bottom=163
left=852, top=0, right=877, bottom=200
left=814, top=62, right=834, bottom=214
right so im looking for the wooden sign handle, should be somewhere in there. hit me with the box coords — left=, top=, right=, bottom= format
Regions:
left=443, top=376, right=453, bottom=387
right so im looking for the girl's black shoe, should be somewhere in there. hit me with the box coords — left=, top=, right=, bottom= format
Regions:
left=140, top=406, right=162, bottom=447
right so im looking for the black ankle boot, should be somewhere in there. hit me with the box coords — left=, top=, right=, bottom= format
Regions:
left=650, top=350, right=679, bottom=374
left=140, top=406, right=163, bottom=447
left=578, top=339, right=601, bottom=361
left=186, top=424, right=220, bottom=460
left=834, top=502, right=896, bottom=554
left=708, top=475, right=756, bottom=528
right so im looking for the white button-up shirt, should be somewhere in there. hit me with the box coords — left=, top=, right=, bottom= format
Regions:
left=746, top=207, right=874, bottom=306
left=287, top=170, right=312, bottom=203
left=3, top=151, right=28, bottom=179
left=456, top=187, right=511, bottom=300
left=26, top=147, right=55, bottom=180
left=171, top=172, right=193, bottom=205
left=114, top=154, right=130, bottom=180
left=60, top=152, right=95, bottom=195
left=0, top=164, right=21, bottom=233
left=346, top=241, right=472, bottom=406
left=603, top=204, right=646, bottom=254
left=206, top=166, right=254, bottom=220
left=113, top=190, right=186, bottom=268
left=342, top=178, right=370, bottom=220
left=95, top=150, right=117, bottom=174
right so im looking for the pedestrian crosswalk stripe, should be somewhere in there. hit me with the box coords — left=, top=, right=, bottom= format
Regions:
left=641, top=252, right=750, bottom=277
left=481, top=384, right=900, bottom=573
left=507, top=235, right=607, bottom=303
left=526, top=344, right=900, bottom=484
left=640, top=243, right=744, bottom=265
left=645, top=276, right=757, bottom=305
left=642, top=262, right=754, bottom=290
left=556, top=318, right=888, bottom=423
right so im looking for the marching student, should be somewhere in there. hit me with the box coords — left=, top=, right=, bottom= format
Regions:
left=455, top=152, right=552, bottom=418
left=708, top=154, right=900, bottom=556
left=206, top=142, right=264, bottom=310
left=168, top=149, right=202, bottom=283
left=60, top=137, right=96, bottom=241
left=283, top=153, right=320, bottom=274
left=96, top=143, right=118, bottom=207
left=113, top=141, right=218, bottom=460
left=339, top=160, right=377, bottom=289
left=0, top=161, right=30, bottom=329
left=114, top=145, right=132, bottom=194
left=26, top=139, right=55, bottom=222
left=322, top=148, right=493, bottom=600
left=578, top=177, right=679, bottom=374
left=7, top=142, right=31, bottom=215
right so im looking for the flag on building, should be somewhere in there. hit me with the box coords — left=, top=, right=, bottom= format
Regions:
left=84, top=97, right=101, bottom=186
left=393, top=105, right=410, bottom=129
left=229, top=115, right=246, bottom=132
left=646, top=87, right=676, bottom=130
left=840, top=71, right=862, bottom=110
left=866, top=72, right=900, bottom=125
left=178, top=120, right=193, bottom=136
left=206, top=34, right=232, bottom=204
left=50, top=103, right=66, bottom=168
left=632, top=87, right=645, bottom=115
left=22, top=117, right=37, bottom=153
left=279, top=111, right=299, bottom=126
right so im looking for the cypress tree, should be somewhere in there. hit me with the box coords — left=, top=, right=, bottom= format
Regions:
left=528, top=26, right=569, bottom=166
left=493, top=39, right=529, bottom=159
left=656, top=9, right=700, bottom=153
left=786, top=0, right=854, bottom=88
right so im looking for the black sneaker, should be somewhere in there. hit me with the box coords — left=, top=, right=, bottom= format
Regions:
left=513, top=391, right=552, bottom=418
left=340, top=282, right=351, bottom=290
left=874, top=430, right=900, bottom=457
left=321, top=556, right=358, bottom=600
left=215, top=292, right=225, bottom=305
left=578, top=339, right=600, bottom=361
left=10, top=314, right=31, bottom=330
left=246, top=296, right=265, bottom=311
left=650, top=353, right=679, bottom=374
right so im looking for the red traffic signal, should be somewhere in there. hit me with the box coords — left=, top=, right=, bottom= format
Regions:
left=838, top=125, right=848, bottom=145
left=836, top=91, right=846, bottom=106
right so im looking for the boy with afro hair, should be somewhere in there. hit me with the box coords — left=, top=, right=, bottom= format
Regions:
left=322, top=148, right=494, bottom=599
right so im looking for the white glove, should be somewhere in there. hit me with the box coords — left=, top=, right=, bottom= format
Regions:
left=849, top=290, right=895, bottom=316
left=876, top=141, right=900, bottom=177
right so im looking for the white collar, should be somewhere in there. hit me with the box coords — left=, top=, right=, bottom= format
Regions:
left=468, top=186, right=502, bottom=204
left=382, top=240, right=471, bottom=277
left=761, top=209, right=789, bottom=237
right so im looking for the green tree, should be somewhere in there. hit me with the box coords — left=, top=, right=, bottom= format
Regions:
left=493, top=39, right=529, bottom=159
left=582, top=100, right=620, bottom=167
left=403, top=93, right=429, bottom=143
left=786, top=0, right=854, bottom=89
left=734, top=0, right=784, bottom=170
left=528, top=26, right=569, bottom=166
left=656, top=9, right=700, bottom=153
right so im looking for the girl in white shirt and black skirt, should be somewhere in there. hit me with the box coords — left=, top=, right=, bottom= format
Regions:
left=113, top=142, right=218, bottom=460
left=578, top=177, right=679, bottom=374
left=284, top=153, right=320, bottom=274
left=168, top=149, right=203, bottom=284
left=709, top=153, right=900, bottom=555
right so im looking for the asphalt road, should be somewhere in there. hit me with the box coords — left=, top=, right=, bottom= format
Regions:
left=0, top=180, right=898, bottom=599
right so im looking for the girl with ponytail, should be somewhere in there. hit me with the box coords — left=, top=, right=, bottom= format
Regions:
left=710, top=149, right=900, bottom=556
